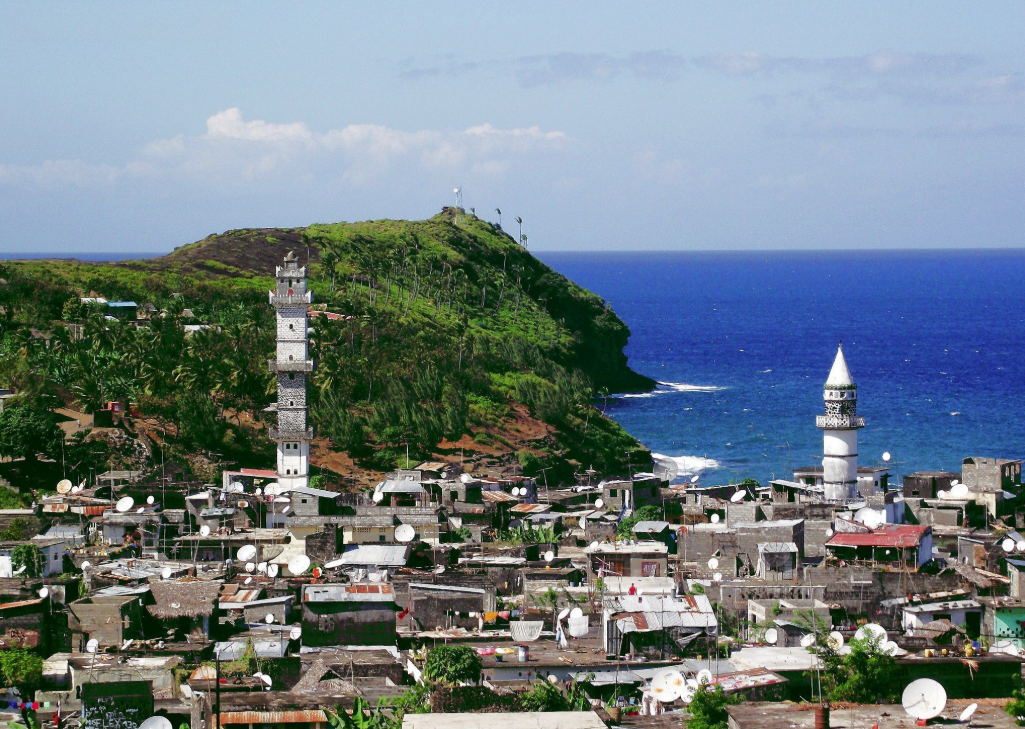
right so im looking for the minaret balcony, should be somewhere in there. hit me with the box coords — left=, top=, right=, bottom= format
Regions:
left=268, top=359, right=314, bottom=373
left=269, top=426, right=314, bottom=442
left=816, top=414, right=865, bottom=430
left=269, top=291, right=312, bottom=306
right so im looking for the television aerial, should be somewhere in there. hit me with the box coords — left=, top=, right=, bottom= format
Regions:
left=763, top=628, right=778, bottom=645
left=56, top=479, right=72, bottom=495
left=237, top=545, right=257, bottom=562
left=395, top=524, right=416, bottom=544
left=960, top=702, right=978, bottom=724
left=288, top=554, right=311, bottom=575
left=730, top=490, right=745, bottom=503
left=116, top=496, right=134, bottom=513
left=653, top=457, right=679, bottom=484
left=901, top=678, right=947, bottom=721
left=453, top=187, right=463, bottom=208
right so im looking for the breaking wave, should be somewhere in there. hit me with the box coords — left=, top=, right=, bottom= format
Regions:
left=615, top=381, right=725, bottom=398
left=651, top=452, right=721, bottom=476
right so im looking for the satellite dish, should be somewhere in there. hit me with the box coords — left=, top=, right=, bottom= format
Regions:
left=257, top=562, right=268, bottom=573
left=312, top=567, right=323, bottom=578
left=855, top=623, right=887, bottom=642
left=882, top=640, right=900, bottom=656
left=259, top=674, right=272, bottom=687
left=557, top=608, right=571, bottom=621
left=137, top=507, right=145, bottom=513
left=882, top=452, right=891, bottom=462
left=951, top=483, right=969, bottom=499
left=713, top=572, right=722, bottom=582
left=180, top=685, right=193, bottom=699
left=288, top=554, right=311, bottom=575
left=255, top=487, right=262, bottom=496
left=696, top=669, right=713, bottom=686
left=1003, top=538, right=1016, bottom=553
left=372, top=491, right=384, bottom=503
left=116, top=496, right=134, bottom=512
left=395, top=524, right=416, bottom=543
left=588, top=541, right=600, bottom=551
left=902, top=678, right=947, bottom=721
left=199, top=525, right=211, bottom=537
left=730, top=490, right=745, bottom=503
left=825, top=527, right=834, bottom=537
left=764, top=628, right=778, bottom=645
left=707, top=558, right=719, bottom=569
left=237, top=545, right=257, bottom=562
left=1016, top=541, right=1025, bottom=553
left=71, top=485, right=81, bottom=493
left=710, top=514, right=720, bottom=524
left=238, top=500, right=249, bottom=509
left=245, top=562, right=255, bottom=572
left=147, top=495, right=155, bottom=505
left=854, top=507, right=874, bottom=525
left=653, top=457, right=679, bottom=484
left=229, top=482, right=244, bottom=493
left=548, top=674, right=559, bottom=685
left=244, top=577, right=252, bottom=585
left=801, top=633, right=816, bottom=648
left=289, top=626, right=302, bottom=640
left=651, top=670, right=682, bottom=703
left=690, top=475, right=700, bottom=483
left=938, top=490, right=948, bottom=499
left=161, top=567, right=172, bottom=580
left=38, top=587, right=49, bottom=598
left=139, top=718, right=173, bottom=729
left=56, top=479, right=72, bottom=494
left=579, top=516, right=588, bottom=530
left=960, top=703, right=978, bottom=723
left=680, top=684, right=697, bottom=704
left=267, top=564, right=279, bottom=578
left=594, top=498, right=604, bottom=509
left=828, top=631, right=845, bottom=650
left=264, top=482, right=280, bottom=496
left=265, top=613, right=275, bottom=624
left=460, top=472, right=473, bottom=484
left=570, top=607, right=584, bottom=619
left=86, top=638, right=99, bottom=653
left=544, top=550, right=555, bottom=563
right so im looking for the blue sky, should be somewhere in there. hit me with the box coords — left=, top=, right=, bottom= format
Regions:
left=1, top=2, right=1023, bottom=253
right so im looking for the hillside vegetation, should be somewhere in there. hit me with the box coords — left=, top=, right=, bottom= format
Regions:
left=0, top=209, right=653, bottom=486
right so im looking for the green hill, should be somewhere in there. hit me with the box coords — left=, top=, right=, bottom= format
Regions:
left=0, top=209, right=653, bottom=486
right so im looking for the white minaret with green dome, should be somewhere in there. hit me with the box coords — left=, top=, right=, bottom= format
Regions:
left=269, top=251, right=313, bottom=491
left=816, top=344, right=865, bottom=503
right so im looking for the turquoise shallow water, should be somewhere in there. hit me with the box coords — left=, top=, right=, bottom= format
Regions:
left=537, top=249, right=1025, bottom=485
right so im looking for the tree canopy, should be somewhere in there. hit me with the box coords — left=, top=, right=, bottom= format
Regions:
left=422, top=645, right=482, bottom=685
left=0, top=401, right=62, bottom=462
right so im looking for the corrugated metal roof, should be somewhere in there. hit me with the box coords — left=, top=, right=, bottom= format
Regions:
left=481, top=490, right=518, bottom=503
left=327, top=544, right=410, bottom=568
left=827, top=524, right=929, bottom=549
left=219, top=710, right=327, bottom=725
left=632, top=521, right=670, bottom=532
left=303, top=583, right=395, bottom=603
left=510, top=503, right=551, bottom=514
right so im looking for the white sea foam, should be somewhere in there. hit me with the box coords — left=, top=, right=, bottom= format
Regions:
left=651, top=452, right=721, bottom=476
left=658, top=381, right=726, bottom=393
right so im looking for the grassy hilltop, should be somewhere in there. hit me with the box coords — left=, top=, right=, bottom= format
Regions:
left=0, top=208, right=653, bottom=489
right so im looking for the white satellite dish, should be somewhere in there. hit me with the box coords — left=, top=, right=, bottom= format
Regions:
left=460, top=472, right=473, bottom=484
left=544, top=550, right=555, bottom=563
left=288, top=554, right=311, bottom=575
left=960, top=702, right=978, bottom=723
left=255, top=487, right=262, bottom=496
left=372, top=491, right=384, bottom=503
left=257, top=562, right=268, bottom=573
left=180, top=685, right=193, bottom=699
left=81, top=560, right=91, bottom=569
left=245, top=562, right=255, bottom=572
left=238, top=500, right=249, bottom=509
left=730, top=490, right=745, bottom=503
left=71, top=484, right=81, bottom=493
left=264, top=482, right=280, bottom=496
left=229, top=482, right=244, bottom=493
left=650, top=670, right=682, bottom=703
left=594, top=498, right=604, bottom=509
left=199, top=525, right=211, bottom=537
left=579, top=517, right=588, bottom=530
left=38, top=587, right=49, bottom=598
left=116, top=496, right=134, bottom=512
left=713, top=572, right=722, bottom=582
left=690, top=475, right=700, bottom=483
left=267, top=564, right=279, bottom=578
left=56, top=479, right=72, bottom=494
left=882, top=640, right=900, bottom=656
left=710, top=514, right=720, bottom=524
left=902, top=678, right=947, bottom=721
left=1016, top=541, right=1025, bottom=553
left=853, top=507, right=874, bottom=525
left=707, top=557, right=719, bottom=569
left=395, top=524, right=416, bottom=543
left=588, top=541, right=600, bottom=551
left=951, top=483, right=969, bottom=499
left=289, top=626, right=302, bottom=640
left=1003, top=538, right=1016, bottom=553
left=161, top=567, right=172, bottom=580
left=828, top=631, right=844, bottom=650
left=680, top=684, right=697, bottom=704
left=557, top=608, right=571, bottom=621
left=801, top=633, right=816, bottom=648
left=260, top=674, right=272, bottom=687
left=237, top=545, right=257, bottom=562
left=86, top=638, right=99, bottom=653
left=653, top=457, right=680, bottom=484
left=147, top=495, right=155, bottom=504
left=763, top=627, right=778, bottom=645
left=244, top=577, right=252, bottom=585
left=938, top=490, right=948, bottom=499
left=265, top=613, right=275, bottom=624
left=137, top=507, right=145, bottom=513
left=882, top=452, right=891, bottom=462
left=855, top=623, right=887, bottom=642
left=570, top=607, right=584, bottom=619
left=825, top=527, right=834, bottom=537
left=139, top=718, right=173, bottom=729
left=696, top=669, right=713, bottom=686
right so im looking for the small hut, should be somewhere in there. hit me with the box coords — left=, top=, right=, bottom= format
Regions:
left=148, top=580, right=221, bottom=641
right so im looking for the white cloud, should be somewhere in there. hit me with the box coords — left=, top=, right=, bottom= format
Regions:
left=0, top=109, right=573, bottom=190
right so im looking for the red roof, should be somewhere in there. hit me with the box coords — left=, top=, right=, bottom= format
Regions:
left=827, top=524, right=929, bottom=549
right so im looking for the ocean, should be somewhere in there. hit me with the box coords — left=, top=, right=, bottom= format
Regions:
left=537, top=250, right=1025, bottom=486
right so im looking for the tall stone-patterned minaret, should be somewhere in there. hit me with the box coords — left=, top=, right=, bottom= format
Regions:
left=816, top=344, right=865, bottom=503
left=269, top=251, right=313, bottom=491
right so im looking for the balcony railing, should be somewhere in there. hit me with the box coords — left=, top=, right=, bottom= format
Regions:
left=269, top=426, right=314, bottom=442
left=269, top=291, right=312, bottom=306
left=268, top=359, right=314, bottom=373
left=816, top=414, right=866, bottom=429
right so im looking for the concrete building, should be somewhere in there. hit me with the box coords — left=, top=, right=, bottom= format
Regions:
left=825, top=524, right=933, bottom=570
left=0, top=539, right=65, bottom=577
left=816, top=345, right=866, bottom=503
left=584, top=542, right=669, bottom=578
left=269, top=251, right=314, bottom=492
left=301, top=583, right=398, bottom=646
left=901, top=598, right=982, bottom=635
left=962, top=457, right=1022, bottom=493
left=903, top=471, right=960, bottom=499
left=747, top=598, right=831, bottom=629
left=792, top=465, right=890, bottom=498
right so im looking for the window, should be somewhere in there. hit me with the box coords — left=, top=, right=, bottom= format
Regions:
left=288, top=372, right=295, bottom=380
left=289, top=401, right=294, bottom=407
left=610, top=489, right=618, bottom=498
left=379, top=534, right=386, bottom=542
left=289, top=324, right=294, bottom=330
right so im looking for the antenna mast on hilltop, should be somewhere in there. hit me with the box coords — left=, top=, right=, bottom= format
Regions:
left=453, top=187, right=463, bottom=210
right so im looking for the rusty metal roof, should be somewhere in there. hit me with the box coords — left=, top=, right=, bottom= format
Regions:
left=509, top=503, right=551, bottom=514
left=482, top=490, right=518, bottom=504
left=218, top=710, right=328, bottom=725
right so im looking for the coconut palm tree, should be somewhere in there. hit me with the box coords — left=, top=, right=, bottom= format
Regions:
left=495, top=208, right=502, bottom=228
left=515, top=216, right=523, bottom=243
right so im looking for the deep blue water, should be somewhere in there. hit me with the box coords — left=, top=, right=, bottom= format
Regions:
left=537, top=250, right=1025, bottom=486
